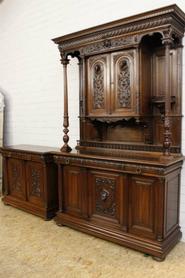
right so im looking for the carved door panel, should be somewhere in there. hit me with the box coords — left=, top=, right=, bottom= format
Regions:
left=63, top=166, right=87, bottom=218
left=88, top=170, right=127, bottom=230
left=128, top=175, right=158, bottom=239
left=111, top=50, right=138, bottom=116
left=7, top=158, right=26, bottom=200
left=26, top=162, right=44, bottom=206
left=87, top=54, right=110, bottom=116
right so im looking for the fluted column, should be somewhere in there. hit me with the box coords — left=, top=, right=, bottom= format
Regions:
left=60, top=54, right=72, bottom=153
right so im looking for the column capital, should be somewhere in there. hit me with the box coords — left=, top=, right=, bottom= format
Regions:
left=58, top=49, right=70, bottom=65
left=161, top=28, right=174, bottom=46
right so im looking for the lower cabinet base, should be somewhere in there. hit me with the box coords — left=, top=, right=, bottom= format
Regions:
left=55, top=212, right=182, bottom=261
left=3, top=196, right=57, bottom=220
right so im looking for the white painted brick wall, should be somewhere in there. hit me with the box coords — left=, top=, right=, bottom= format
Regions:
left=0, top=0, right=185, bottom=240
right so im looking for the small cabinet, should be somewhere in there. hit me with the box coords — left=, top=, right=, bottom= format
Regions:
left=87, top=50, right=138, bottom=117
left=1, top=145, right=58, bottom=220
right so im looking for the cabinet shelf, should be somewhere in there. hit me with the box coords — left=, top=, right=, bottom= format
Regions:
left=151, top=96, right=176, bottom=115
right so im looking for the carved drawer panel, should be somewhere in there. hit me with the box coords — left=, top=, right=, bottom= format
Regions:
left=7, top=158, right=26, bottom=200
left=54, top=155, right=167, bottom=176
left=2, top=151, right=45, bottom=162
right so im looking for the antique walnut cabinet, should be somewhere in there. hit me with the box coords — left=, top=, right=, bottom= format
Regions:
left=52, top=5, right=185, bottom=261
left=1, top=145, right=58, bottom=220
left=1, top=5, right=185, bottom=261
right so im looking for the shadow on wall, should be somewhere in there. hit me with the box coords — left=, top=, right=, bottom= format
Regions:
left=0, top=89, right=5, bottom=195
left=0, top=87, right=7, bottom=146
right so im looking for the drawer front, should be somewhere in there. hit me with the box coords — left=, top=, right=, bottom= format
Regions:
left=53, top=155, right=166, bottom=176
left=26, top=162, right=45, bottom=206
left=7, top=158, right=26, bottom=200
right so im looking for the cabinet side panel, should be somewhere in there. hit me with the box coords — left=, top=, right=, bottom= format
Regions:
left=165, top=173, right=180, bottom=234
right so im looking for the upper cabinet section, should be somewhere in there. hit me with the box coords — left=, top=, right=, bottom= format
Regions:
left=53, top=5, right=185, bottom=154
left=87, top=50, right=138, bottom=117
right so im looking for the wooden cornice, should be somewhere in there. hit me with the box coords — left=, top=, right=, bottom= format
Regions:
left=52, top=4, right=185, bottom=53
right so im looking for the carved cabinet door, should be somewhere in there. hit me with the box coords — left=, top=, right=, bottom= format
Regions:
left=87, top=54, right=110, bottom=116
left=88, top=170, right=127, bottom=231
left=62, top=166, right=87, bottom=218
left=26, top=162, right=44, bottom=206
left=128, top=175, right=161, bottom=239
left=111, top=50, right=138, bottom=116
left=7, top=158, right=26, bottom=200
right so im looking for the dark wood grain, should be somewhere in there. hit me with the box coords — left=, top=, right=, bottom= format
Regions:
left=1, top=145, right=58, bottom=220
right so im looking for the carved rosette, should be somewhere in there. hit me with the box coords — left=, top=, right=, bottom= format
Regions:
left=95, top=177, right=116, bottom=217
left=117, top=59, right=131, bottom=108
left=93, top=63, right=104, bottom=109
left=30, top=169, right=41, bottom=197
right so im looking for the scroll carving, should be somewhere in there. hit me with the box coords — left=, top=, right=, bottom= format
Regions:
left=11, top=165, right=22, bottom=192
left=117, top=59, right=131, bottom=108
left=93, top=63, right=104, bottom=109
left=30, top=169, right=41, bottom=197
left=95, top=177, right=116, bottom=217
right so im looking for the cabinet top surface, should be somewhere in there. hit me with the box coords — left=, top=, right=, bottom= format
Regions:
left=52, top=4, right=185, bottom=48
left=51, top=149, right=184, bottom=167
left=1, top=145, right=60, bottom=154
left=1, top=145, right=183, bottom=166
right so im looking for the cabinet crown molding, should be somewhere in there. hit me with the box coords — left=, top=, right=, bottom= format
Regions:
left=52, top=4, right=185, bottom=55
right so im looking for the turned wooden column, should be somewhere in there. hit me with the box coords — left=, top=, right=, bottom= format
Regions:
left=60, top=54, right=72, bottom=152
left=162, top=35, right=173, bottom=156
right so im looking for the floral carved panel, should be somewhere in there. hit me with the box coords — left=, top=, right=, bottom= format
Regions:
left=11, top=164, right=22, bottom=192
left=30, top=169, right=41, bottom=197
left=93, top=63, right=105, bottom=109
left=117, top=59, right=131, bottom=108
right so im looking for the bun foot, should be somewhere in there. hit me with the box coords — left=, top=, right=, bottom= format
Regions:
left=152, top=256, right=165, bottom=262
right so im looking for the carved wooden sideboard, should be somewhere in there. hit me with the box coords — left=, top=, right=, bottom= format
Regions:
left=52, top=5, right=185, bottom=261
left=1, top=145, right=58, bottom=220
